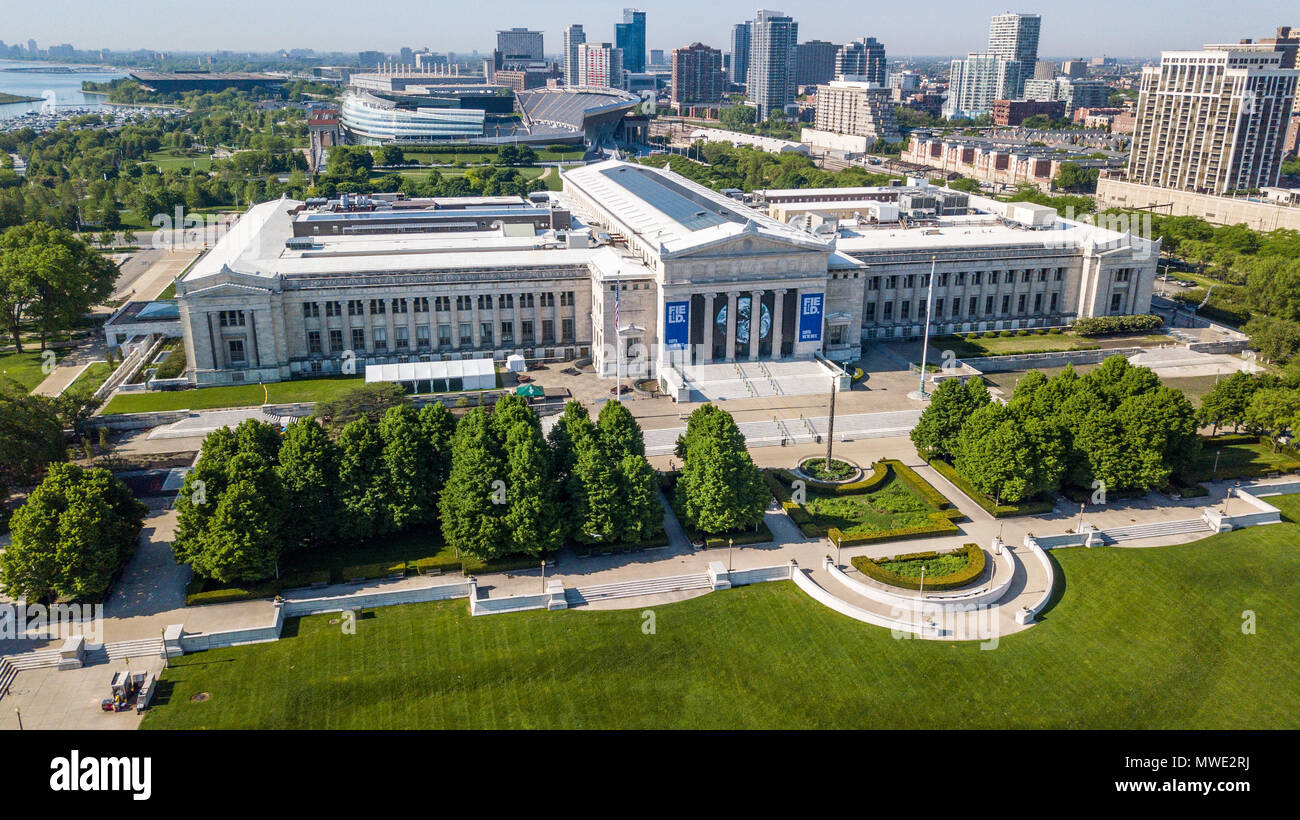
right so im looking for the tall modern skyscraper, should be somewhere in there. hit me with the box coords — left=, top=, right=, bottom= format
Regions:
left=835, top=37, right=887, bottom=84
left=748, top=9, right=799, bottom=121
left=795, top=40, right=838, bottom=87
left=671, top=42, right=725, bottom=113
left=1127, top=45, right=1298, bottom=194
left=730, top=22, right=752, bottom=85
left=563, top=25, right=586, bottom=87
left=496, top=28, right=544, bottom=63
left=616, top=9, right=647, bottom=74
left=943, top=53, right=1022, bottom=119
left=986, top=13, right=1040, bottom=94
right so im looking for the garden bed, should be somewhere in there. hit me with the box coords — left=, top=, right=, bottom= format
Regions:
left=929, top=459, right=1056, bottom=517
left=851, top=543, right=986, bottom=591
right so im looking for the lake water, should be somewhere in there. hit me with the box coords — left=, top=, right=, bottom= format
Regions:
left=0, top=59, right=127, bottom=118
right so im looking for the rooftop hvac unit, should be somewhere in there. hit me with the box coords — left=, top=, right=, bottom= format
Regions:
left=285, top=236, right=316, bottom=250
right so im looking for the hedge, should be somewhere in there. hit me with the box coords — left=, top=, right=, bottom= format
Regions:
left=280, top=570, right=330, bottom=589
left=1071, top=314, right=1163, bottom=336
left=702, top=521, right=774, bottom=549
left=828, top=514, right=961, bottom=546
left=341, top=560, right=410, bottom=581
left=930, top=459, right=1056, bottom=517
left=571, top=529, right=671, bottom=556
left=851, top=543, right=986, bottom=591
left=185, top=577, right=282, bottom=606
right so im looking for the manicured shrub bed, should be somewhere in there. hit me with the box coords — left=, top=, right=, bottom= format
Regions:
left=930, top=459, right=1056, bottom=517
left=571, top=529, right=671, bottom=556
left=851, top=543, right=986, bottom=591
left=1071, top=314, right=1163, bottom=336
left=770, top=461, right=960, bottom=540
left=185, top=576, right=282, bottom=606
left=799, top=457, right=857, bottom=481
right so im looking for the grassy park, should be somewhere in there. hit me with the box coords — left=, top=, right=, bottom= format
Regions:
left=100, top=376, right=369, bottom=414
left=142, top=494, right=1300, bottom=729
left=0, top=349, right=57, bottom=392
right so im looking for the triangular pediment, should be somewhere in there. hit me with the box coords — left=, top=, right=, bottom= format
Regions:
left=181, top=281, right=275, bottom=299
left=661, top=230, right=831, bottom=260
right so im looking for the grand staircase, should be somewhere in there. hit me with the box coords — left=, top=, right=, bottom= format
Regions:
left=1095, top=518, right=1212, bottom=544
left=565, top=572, right=712, bottom=606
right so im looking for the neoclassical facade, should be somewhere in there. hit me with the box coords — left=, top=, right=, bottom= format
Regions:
left=176, top=160, right=1158, bottom=394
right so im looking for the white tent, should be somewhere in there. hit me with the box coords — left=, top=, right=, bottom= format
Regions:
left=505, top=354, right=526, bottom=373
left=365, top=358, right=496, bottom=393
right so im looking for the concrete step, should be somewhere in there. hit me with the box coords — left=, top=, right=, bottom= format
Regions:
left=0, top=659, right=17, bottom=701
left=1099, top=518, right=1210, bottom=543
left=0, top=649, right=63, bottom=671
left=567, top=573, right=712, bottom=604
left=87, top=638, right=165, bottom=663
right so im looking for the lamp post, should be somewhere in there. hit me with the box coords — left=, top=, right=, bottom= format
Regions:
left=728, top=537, right=734, bottom=573
left=161, top=626, right=169, bottom=669
left=918, top=565, right=926, bottom=601
left=916, top=256, right=937, bottom=398
left=540, top=559, right=547, bottom=594
left=13, top=707, right=21, bottom=731
left=825, top=377, right=837, bottom=469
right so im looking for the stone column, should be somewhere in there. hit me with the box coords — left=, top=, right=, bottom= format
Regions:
left=771, top=289, right=786, bottom=359
left=725, top=291, right=739, bottom=361
left=701, top=293, right=714, bottom=364
left=748, top=290, right=764, bottom=360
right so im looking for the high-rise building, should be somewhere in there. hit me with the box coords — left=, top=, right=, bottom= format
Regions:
left=1258, top=26, right=1299, bottom=69
left=563, top=25, right=586, bottom=87
left=1032, top=60, right=1058, bottom=81
left=496, top=28, right=544, bottom=63
left=616, top=9, right=647, bottom=74
left=1128, top=45, right=1298, bottom=194
left=650, top=49, right=666, bottom=67
left=579, top=42, right=624, bottom=89
left=812, top=80, right=900, bottom=141
left=671, top=42, right=725, bottom=113
left=835, top=37, right=887, bottom=84
left=748, top=9, right=799, bottom=121
left=1061, top=60, right=1090, bottom=79
left=1023, top=76, right=1110, bottom=114
left=986, top=12, right=1040, bottom=94
left=730, top=22, right=752, bottom=85
left=796, top=40, right=838, bottom=87
left=943, top=53, right=1021, bottom=119
left=358, top=50, right=385, bottom=67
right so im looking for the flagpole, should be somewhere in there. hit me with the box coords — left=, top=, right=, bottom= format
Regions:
left=918, top=255, right=937, bottom=398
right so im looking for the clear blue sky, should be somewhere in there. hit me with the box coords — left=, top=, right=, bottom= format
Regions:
left=4, top=0, right=1297, bottom=58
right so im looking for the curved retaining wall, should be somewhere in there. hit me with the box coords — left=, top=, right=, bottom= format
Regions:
left=825, top=545, right=1016, bottom=611
left=1019, top=538, right=1057, bottom=623
left=790, top=564, right=944, bottom=638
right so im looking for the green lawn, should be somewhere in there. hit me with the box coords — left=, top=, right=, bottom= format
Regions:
left=142, top=495, right=1300, bottom=729
left=67, top=360, right=114, bottom=395
left=1185, top=439, right=1300, bottom=481
left=101, top=376, right=368, bottom=414
left=143, top=148, right=213, bottom=171
left=0, top=349, right=56, bottom=391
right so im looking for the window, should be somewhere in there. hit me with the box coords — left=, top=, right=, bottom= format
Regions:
left=1038, top=269, right=1047, bottom=282
left=227, top=339, right=246, bottom=363
left=325, top=301, right=342, bottom=317
left=438, top=325, right=452, bottom=347
left=519, top=293, right=536, bottom=308
left=456, top=295, right=472, bottom=311
left=1021, top=270, right=1031, bottom=283
left=868, top=276, right=880, bottom=291
left=395, top=326, right=409, bottom=350
left=900, top=301, right=911, bottom=320
left=413, top=297, right=429, bottom=313
left=934, top=299, right=943, bottom=318
left=830, top=325, right=847, bottom=346
left=459, top=323, right=472, bottom=346
left=1115, top=268, right=1132, bottom=282
left=372, top=327, right=387, bottom=352
left=882, top=302, right=893, bottom=321
left=1050, top=293, right=1059, bottom=312
left=416, top=325, right=430, bottom=349
left=351, top=328, right=365, bottom=351
left=985, top=295, right=995, bottom=314
left=1001, top=295, right=1011, bottom=314
left=972, top=271, right=983, bottom=285
left=500, top=294, right=514, bottom=309
left=392, top=298, right=408, bottom=314
left=522, top=320, right=535, bottom=343
left=903, top=274, right=915, bottom=289
left=540, top=292, right=555, bottom=308
left=956, top=272, right=966, bottom=286
left=1110, top=293, right=1123, bottom=311
left=560, top=291, right=576, bottom=306
left=329, top=329, right=344, bottom=352
left=219, top=310, right=246, bottom=327
left=542, top=319, right=555, bottom=343
left=968, top=296, right=978, bottom=317
left=562, top=318, right=574, bottom=342
left=478, top=294, right=493, bottom=310
left=951, top=299, right=961, bottom=318
left=885, top=276, right=897, bottom=289
left=369, top=298, right=386, bottom=315
left=990, top=272, right=1000, bottom=285
left=501, top=321, right=514, bottom=343
left=939, top=272, right=949, bottom=287
left=1034, top=293, right=1043, bottom=313
left=348, top=300, right=364, bottom=317
left=865, top=302, right=876, bottom=321
left=435, top=296, right=450, bottom=312
left=303, top=302, right=320, bottom=318
left=480, top=322, right=493, bottom=345
left=306, top=330, right=322, bottom=354
left=1017, top=294, right=1027, bottom=314
left=1054, top=268, right=1063, bottom=281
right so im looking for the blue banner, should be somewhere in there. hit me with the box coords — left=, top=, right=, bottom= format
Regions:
left=664, top=300, right=690, bottom=349
left=798, top=292, right=824, bottom=343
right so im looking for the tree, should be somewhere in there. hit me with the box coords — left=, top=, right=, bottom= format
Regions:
left=909, top=377, right=989, bottom=462
left=597, top=399, right=645, bottom=460
left=438, top=408, right=508, bottom=559
left=547, top=400, right=596, bottom=490
left=0, top=463, right=146, bottom=602
left=1245, top=387, right=1300, bottom=450
left=188, top=454, right=284, bottom=583
left=0, top=379, right=65, bottom=499
left=568, top=429, right=622, bottom=544
left=674, top=405, right=767, bottom=534
left=500, top=419, right=562, bottom=555
left=0, top=222, right=116, bottom=351
left=276, top=418, right=339, bottom=552
left=1053, top=161, right=1099, bottom=192
left=379, top=404, right=437, bottom=529
left=618, top=454, right=662, bottom=544
left=953, top=404, right=1040, bottom=504
left=418, top=401, right=456, bottom=495
left=336, top=417, right=392, bottom=541
left=313, top=382, right=409, bottom=431
left=1198, top=371, right=1275, bottom=434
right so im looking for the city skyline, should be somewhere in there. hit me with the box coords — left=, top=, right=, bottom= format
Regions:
left=4, top=0, right=1298, bottom=59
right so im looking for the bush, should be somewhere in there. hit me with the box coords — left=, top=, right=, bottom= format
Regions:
left=829, top=515, right=960, bottom=546
left=341, top=560, right=409, bottom=581
left=185, top=576, right=282, bottom=606
left=930, top=459, right=1056, bottom=517
left=851, top=543, right=985, bottom=590
left=279, top=570, right=330, bottom=589
left=1072, top=314, right=1163, bottom=336
left=702, top=522, right=774, bottom=548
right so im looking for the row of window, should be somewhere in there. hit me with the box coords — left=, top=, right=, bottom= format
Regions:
left=866, top=268, right=1066, bottom=291
left=305, top=318, right=577, bottom=354
left=865, top=292, right=1064, bottom=322
left=303, top=292, right=577, bottom=319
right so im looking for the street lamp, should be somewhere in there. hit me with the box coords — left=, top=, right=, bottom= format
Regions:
left=916, top=256, right=937, bottom=399
left=13, top=707, right=21, bottom=731
left=540, top=559, right=547, bottom=594
left=918, top=565, right=927, bottom=600
left=728, top=537, right=734, bottom=572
